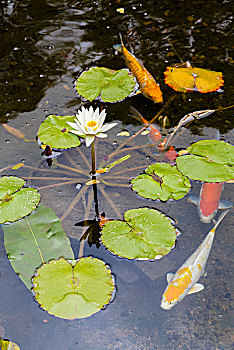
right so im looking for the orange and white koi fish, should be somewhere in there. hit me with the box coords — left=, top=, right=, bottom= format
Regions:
left=160, top=209, right=229, bottom=310
left=113, top=34, right=163, bottom=103
left=129, top=106, right=177, bottom=162
left=189, top=182, right=232, bottom=223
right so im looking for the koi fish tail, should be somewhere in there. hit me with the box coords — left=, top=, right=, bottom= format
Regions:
left=212, top=209, right=230, bottom=230
left=129, top=106, right=146, bottom=125
left=113, top=33, right=124, bottom=52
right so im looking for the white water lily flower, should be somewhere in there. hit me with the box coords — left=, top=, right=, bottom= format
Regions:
left=67, top=106, right=117, bottom=147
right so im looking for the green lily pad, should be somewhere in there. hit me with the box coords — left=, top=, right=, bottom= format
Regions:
left=176, top=140, right=234, bottom=182
left=33, top=257, right=115, bottom=319
left=131, top=163, right=191, bottom=201
left=37, top=115, right=81, bottom=149
left=0, top=337, right=20, bottom=350
left=75, top=67, right=137, bottom=102
left=3, top=205, right=74, bottom=290
left=0, top=176, right=40, bottom=223
left=101, top=208, right=177, bottom=260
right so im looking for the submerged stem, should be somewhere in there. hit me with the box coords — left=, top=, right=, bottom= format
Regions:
left=91, top=140, right=96, bottom=175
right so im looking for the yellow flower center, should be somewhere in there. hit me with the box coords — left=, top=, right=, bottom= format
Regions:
left=87, top=120, right=97, bottom=127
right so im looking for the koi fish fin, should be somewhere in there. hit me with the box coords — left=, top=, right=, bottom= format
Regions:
left=218, top=200, right=233, bottom=209
left=113, top=44, right=123, bottom=53
left=188, top=194, right=199, bottom=205
left=213, top=209, right=230, bottom=230
left=137, top=58, right=145, bottom=70
left=188, top=283, right=204, bottom=295
left=113, top=33, right=124, bottom=52
left=166, top=273, right=174, bottom=284
left=129, top=106, right=144, bottom=123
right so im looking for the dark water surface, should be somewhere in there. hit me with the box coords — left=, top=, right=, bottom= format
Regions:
left=0, top=1, right=233, bottom=349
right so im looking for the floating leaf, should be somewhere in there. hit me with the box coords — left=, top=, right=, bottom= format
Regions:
left=3, top=123, right=26, bottom=140
left=0, top=337, right=20, bottom=350
left=12, top=163, right=24, bottom=170
left=96, top=155, right=131, bottom=174
left=85, top=179, right=100, bottom=185
left=117, top=131, right=130, bottom=136
left=75, top=67, right=137, bottom=102
left=164, top=64, right=224, bottom=93
left=33, top=257, right=115, bottom=319
left=3, top=205, right=74, bottom=290
left=131, top=163, right=191, bottom=201
left=0, top=176, right=40, bottom=223
left=176, top=140, right=234, bottom=182
left=101, top=208, right=177, bottom=260
left=37, top=115, right=81, bottom=149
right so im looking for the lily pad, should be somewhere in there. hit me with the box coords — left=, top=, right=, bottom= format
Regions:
left=0, top=176, right=40, bottom=223
left=33, top=257, right=115, bottom=319
left=75, top=67, right=137, bottom=102
left=3, top=205, right=74, bottom=290
left=0, top=337, right=20, bottom=350
left=176, top=140, right=234, bottom=182
left=37, top=115, right=81, bottom=149
left=101, top=208, right=177, bottom=260
left=131, top=163, right=191, bottom=201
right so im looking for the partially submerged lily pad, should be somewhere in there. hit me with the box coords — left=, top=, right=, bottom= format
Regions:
left=0, top=176, right=40, bottom=223
left=37, top=115, right=81, bottom=149
left=33, top=257, right=115, bottom=319
left=3, top=205, right=74, bottom=289
left=75, top=67, right=137, bottom=102
left=131, top=163, right=191, bottom=201
left=176, top=140, right=234, bottom=182
left=0, top=337, right=20, bottom=350
left=101, top=208, right=177, bottom=260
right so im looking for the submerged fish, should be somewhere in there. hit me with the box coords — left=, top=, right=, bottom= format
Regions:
left=189, top=182, right=233, bottom=223
left=113, top=34, right=163, bottom=103
left=129, top=106, right=177, bottom=161
left=160, top=210, right=229, bottom=310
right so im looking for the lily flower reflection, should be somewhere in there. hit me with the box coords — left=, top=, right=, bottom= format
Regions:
left=67, top=106, right=117, bottom=147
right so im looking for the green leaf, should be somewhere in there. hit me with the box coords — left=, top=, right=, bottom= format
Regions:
left=0, top=176, right=25, bottom=200
left=37, top=115, right=81, bottom=149
left=176, top=155, right=234, bottom=182
left=176, top=140, right=234, bottom=182
left=131, top=163, right=191, bottom=201
left=0, top=337, right=20, bottom=350
left=0, top=176, right=40, bottom=223
left=75, top=67, right=137, bottom=102
left=187, top=140, right=234, bottom=165
left=101, top=208, right=177, bottom=260
left=3, top=205, right=74, bottom=290
left=33, top=257, right=115, bottom=319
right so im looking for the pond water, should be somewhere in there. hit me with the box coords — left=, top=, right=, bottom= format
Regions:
left=0, top=1, right=233, bottom=349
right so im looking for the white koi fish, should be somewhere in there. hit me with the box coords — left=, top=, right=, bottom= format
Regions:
left=160, top=209, right=229, bottom=310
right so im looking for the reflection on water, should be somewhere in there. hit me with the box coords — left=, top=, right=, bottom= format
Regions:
left=0, top=0, right=233, bottom=349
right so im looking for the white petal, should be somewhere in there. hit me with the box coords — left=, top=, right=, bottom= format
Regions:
left=99, top=109, right=106, bottom=126
left=69, top=129, right=85, bottom=136
left=85, top=135, right=95, bottom=147
left=96, top=133, right=108, bottom=138
left=66, top=121, right=80, bottom=129
left=101, top=122, right=118, bottom=132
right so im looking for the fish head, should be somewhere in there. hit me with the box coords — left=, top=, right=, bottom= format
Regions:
left=160, top=294, right=177, bottom=310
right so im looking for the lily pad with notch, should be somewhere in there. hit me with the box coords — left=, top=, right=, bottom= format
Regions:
left=176, top=140, right=234, bottom=182
left=131, top=163, right=191, bottom=201
left=0, top=176, right=40, bottom=224
left=37, top=115, right=81, bottom=149
left=75, top=67, right=137, bottom=102
left=3, top=205, right=74, bottom=290
left=101, top=208, right=177, bottom=260
left=33, top=257, right=115, bottom=319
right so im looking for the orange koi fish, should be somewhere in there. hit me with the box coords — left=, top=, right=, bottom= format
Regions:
left=113, top=34, right=163, bottom=103
left=188, top=182, right=232, bottom=223
left=129, top=107, right=177, bottom=162
left=161, top=210, right=229, bottom=310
